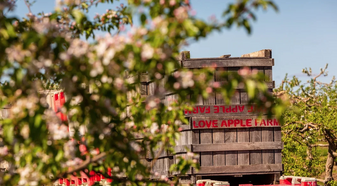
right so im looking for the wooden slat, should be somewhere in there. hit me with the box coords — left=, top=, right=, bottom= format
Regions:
left=140, top=74, right=150, bottom=83
left=141, top=83, right=147, bottom=95
left=241, top=49, right=272, bottom=58
left=174, top=145, right=192, bottom=153
left=274, top=127, right=282, bottom=164
left=191, top=116, right=280, bottom=129
left=182, top=58, right=274, bottom=68
left=225, top=128, right=237, bottom=166
left=185, top=105, right=255, bottom=117
left=265, top=67, right=273, bottom=81
left=218, top=81, right=274, bottom=89
left=240, top=91, right=248, bottom=104
left=262, top=128, right=275, bottom=164
left=148, top=82, right=155, bottom=95
left=193, top=142, right=282, bottom=152
left=195, top=164, right=282, bottom=174
left=212, top=129, right=225, bottom=166
left=238, top=128, right=250, bottom=165
left=204, top=93, right=215, bottom=105
left=200, top=129, right=212, bottom=166
left=250, top=128, right=262, bottom=165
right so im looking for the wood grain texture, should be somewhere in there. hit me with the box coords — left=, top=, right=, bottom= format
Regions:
left=241, top=49, right=272, bottom=58
left=250, top=128, right=262, bottom=165
left=148, top=82, right=155, bottom=95
left=182, top=58, right=274, bottom=68
left=265, top=67, right=273, bottom=81
left=184, top=105, right=256, bottom=117
left=191, top=116, right=280, bottom=129
left=200, top=129, right=213, bottom=166
left=212, top=129, right=225, bottom=166
left=240, top=91, right=248, bottom=104
left=204, top=93, right=215, bottom=105
left=237, top=128, right=250, bottom=165
left=274, top=127, right=282, bottom=164
left=225, top=128, right=237, bottom=166
left=192, top=142, right=283, bottom=152
left=262, top=128, right=275, bottom=164
left=195, top=164, right=282, bottom=174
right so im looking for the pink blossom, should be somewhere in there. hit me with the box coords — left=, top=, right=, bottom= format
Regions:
left=174, top=7, right=188, bottom=22
left=0, top=146, right=8, bottom=156
left=169, top=0, right=176, bottom=6
left=238, top=67, right=251, bottom=76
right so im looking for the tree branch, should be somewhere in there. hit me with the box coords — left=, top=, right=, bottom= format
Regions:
left=24, top=0, right=32, bottom=14
left=311, top=144, right=329, bottom=147
left=64, top=152, right=107, bottom=176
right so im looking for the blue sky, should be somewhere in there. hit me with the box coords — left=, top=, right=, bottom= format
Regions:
left=10, top=0, right=337, bottom=86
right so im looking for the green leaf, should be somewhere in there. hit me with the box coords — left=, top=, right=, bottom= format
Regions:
left=34, top=114, right=42, bottom=128
left=246, top=79, right=255, bottom=98
left=72, top=9, right=85, bottom=24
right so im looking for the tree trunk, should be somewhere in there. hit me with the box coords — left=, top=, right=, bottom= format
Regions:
left=306, top=145, right=313, bottom=172
left=325, top=148, right=335, bottom=184
left=324, top=129, right=337, bottom=185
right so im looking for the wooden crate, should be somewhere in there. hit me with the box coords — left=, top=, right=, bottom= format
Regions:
left=128, top=50, right=282, bottom=183
left=179, top=50, right=282, bottom=183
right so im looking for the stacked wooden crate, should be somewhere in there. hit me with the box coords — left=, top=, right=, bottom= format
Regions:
left=142, top=49, right=282, bottom=183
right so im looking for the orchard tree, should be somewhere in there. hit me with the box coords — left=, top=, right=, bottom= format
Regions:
left=276, top=64, right=337, bottom=184
left=0, top=0, right=283, bottom=185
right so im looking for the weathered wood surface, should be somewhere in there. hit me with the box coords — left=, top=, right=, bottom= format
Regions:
left=184, top=105, right=264, bottom=117
left=238, top=128, right=250, bottom=165
left=194, top=164, right=282, bottom=174
left=225, top=128, right=237, bottom=166
left=200, top=129, right=213, bottom=166
left=212, top=129, right=225, bottom=166
left=193, top=142, right=282, bottom=152
left=274, top=127, right=282, bottom=164
left=192, top=116, right=280, bottom=129
left=262, top=128, right=275, bottom=164
left=241, top=49, right=272, bottom=58
left=145, top=50, right=282, bottom=180
left=250, top=128, right=262, bottom=165
left=182, top=58, right=274, bottom=68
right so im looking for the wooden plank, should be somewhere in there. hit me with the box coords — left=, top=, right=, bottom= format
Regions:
left=250, top=128, right=262, bottom=165
left=274, top=127, right=282, bottom=164
left=148, top=82, right=155, bottom=95
left=182, top=58, right=274, bottom=68
left=194, top=164, right=282, bottom=174
left=174, top=145, right=192, bottom=153
left=185, top=105, right=256, bottom=117
left=231, top=91, right=240, bottom=105
left=204, top=93, right=215, bottom=105
left=217, top=81, right=274, bottom=89
left=212, top=129, right=225, bottom=166
left=191, top=116, right=280, bottom=129
left=193, top=142, right=283, bottom=152
left=200, top=129, right=212, bottom=166
left=262, top=128, right=275, bottom=164
left=265, top=67, right=273, bottom=81
left=241, top=49, right=272, bottom=58
left=252, top=67, right=264, bottom=75
left=240, top=91, right=248, bottom=104
left=140, top=83, right=147, bottom=95
left=237, top=128, right=250, bottom=165
left=225, top=128, right=237, bottom=166
left=140, top=74, right=150, bottom=83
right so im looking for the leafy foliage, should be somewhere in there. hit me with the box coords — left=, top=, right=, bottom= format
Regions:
left=276, top=64, right=337, bottom=183
left=0, top=0, right=281, bottom=185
